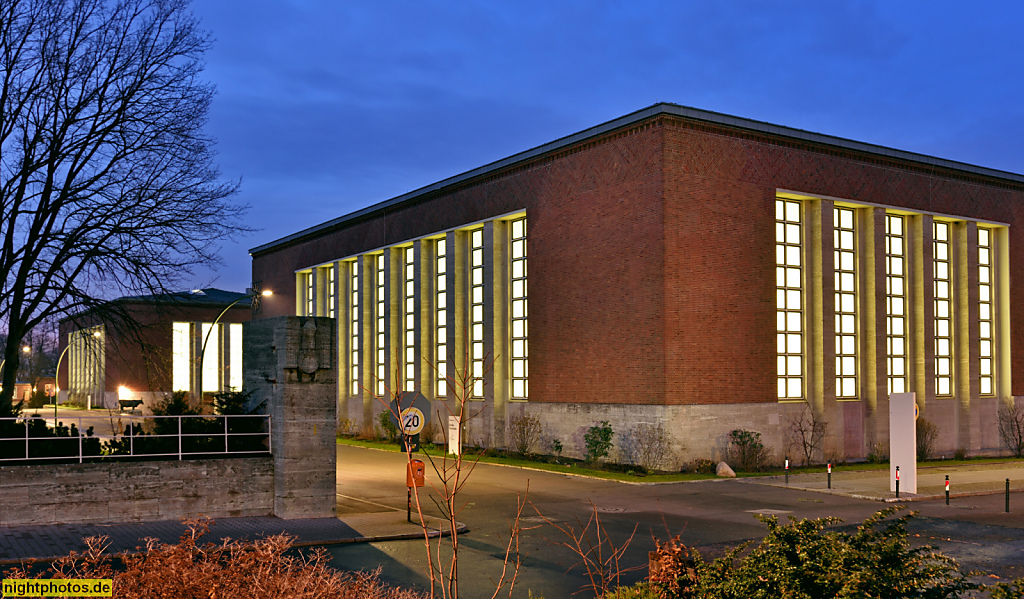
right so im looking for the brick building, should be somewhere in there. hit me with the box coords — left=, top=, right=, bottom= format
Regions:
left=58, top=289, right=252, bottom=411
left=250, top=104, right=1024, bottom=465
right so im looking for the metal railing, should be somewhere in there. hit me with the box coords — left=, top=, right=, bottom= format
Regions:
left=0, top=414, right=272, bottom=463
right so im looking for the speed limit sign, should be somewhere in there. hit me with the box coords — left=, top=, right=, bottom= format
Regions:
left=401, top=407, right=425, bottom=435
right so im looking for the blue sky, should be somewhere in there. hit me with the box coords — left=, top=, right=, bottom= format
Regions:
left=186, top=1, right=1024, bottom=292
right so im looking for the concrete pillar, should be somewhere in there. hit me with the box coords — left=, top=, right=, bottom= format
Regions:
left=909, top=215, right=935, bottom=411
left=243, top=316, right=337, bottom=520
left=807, top=199, right=838, bottom=459
left=860, top=208, right=887, bottom=456
left=954, top=221, right=980, bottom=450
left=485, top=220, right=509, bottom=448
left=358, top=254, right=375, bottom=426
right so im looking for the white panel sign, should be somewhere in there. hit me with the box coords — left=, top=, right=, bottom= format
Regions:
left=448, top=415, right=461, bottom=456
left=889, top=392, right=917, bottom=494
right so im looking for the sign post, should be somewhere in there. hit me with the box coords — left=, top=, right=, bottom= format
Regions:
left=389, top=391, right=431, bottom=453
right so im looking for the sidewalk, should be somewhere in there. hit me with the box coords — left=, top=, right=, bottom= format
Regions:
left=0, top=511, right=463, bottom=565
left=745, top=460, right=1024, bottom=502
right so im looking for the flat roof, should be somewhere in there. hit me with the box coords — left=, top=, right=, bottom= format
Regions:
left=251, top=102, right=1024, bottom=256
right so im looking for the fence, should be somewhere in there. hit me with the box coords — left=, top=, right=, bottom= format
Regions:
left=0, top=414, right=271, bottom=463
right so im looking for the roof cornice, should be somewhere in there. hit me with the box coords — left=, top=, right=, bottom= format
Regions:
left=250, top=103, right=1024, bottom=256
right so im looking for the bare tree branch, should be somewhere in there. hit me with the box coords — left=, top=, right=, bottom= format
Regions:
left=0, top=0, right=246, bottom=414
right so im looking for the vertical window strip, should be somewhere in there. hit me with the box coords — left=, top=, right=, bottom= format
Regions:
left=979, top=228, right=994, bottom=395
left=306, top=272, right=314, bottom=316
left=510, top=218, right=528, bottom=400
left=776, top=199, right=803, bottom=400
left=172, top=322, right=190, bottom=392
left=328, top=266, right=335, bottom=319
left=471, top=229, right=485, bottom=398
left=436, top=239, right=447, bottom=397
left=404, top=247, right=416, bottom=391
left=885, top=215, right=908, bottom=394
left=934, top=222, right=953, bottom=396
left=349, top=262, right=359, bottom=397
left=834, top=207, right=857, bottom=398
left=376, top=254, right=385, bottom=396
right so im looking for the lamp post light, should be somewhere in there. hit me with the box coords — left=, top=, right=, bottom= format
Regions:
left=0, top=345, right=33, bottom=395
left=197, top=289, right=272, bottom=405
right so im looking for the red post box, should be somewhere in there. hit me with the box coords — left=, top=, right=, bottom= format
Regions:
left=407, top=459, right=425, bottom=487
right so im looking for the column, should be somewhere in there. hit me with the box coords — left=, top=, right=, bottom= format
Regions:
left=860, top=208, right=887, bottom=454
left=807, top=200, right=838, bottom=458
left=485, top=220, right=509, bottom=448
left=954, top=221, right=980, bottom=450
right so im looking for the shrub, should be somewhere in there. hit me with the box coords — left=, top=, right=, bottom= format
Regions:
left=866, top=442, right=887, bottom=464
left=552, top=439, right=563, bottom=457
left=728, top=429, right=769, bottom=471
left=584, top=421, right=614, bottom=463
left=917, top=418, right=938, bottom=461
left=3, top=518, right=425, bottom=598
left=954, top=447, right=968, bottom=461
left=508, top=414, right=542, bottom=455
left=379, top=410, right=399, bottom=443
left=788, top=406, right=827, bottom=466
left=337, top=418, right=355, bottom=438
left=651, top=507, right=987, bottom=599
left=27, top=385, right=48, bottom=409
left=692, top=458, right=717, bottom=474
left=624, top=423, right=671, bottom=473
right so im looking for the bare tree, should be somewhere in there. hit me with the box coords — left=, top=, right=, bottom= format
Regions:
left=788, top=405, right=828, bottom=466
left=998, top=400, right=1024, bottom=458
left=0, top=0, right=244, bottom=415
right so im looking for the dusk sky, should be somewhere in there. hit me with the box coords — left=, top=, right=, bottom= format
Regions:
left=186, top=1, right=1024, bottom=293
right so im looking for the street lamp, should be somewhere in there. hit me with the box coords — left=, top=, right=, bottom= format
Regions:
left=0, top=344, right=33, bottom=385
left=53, top=330, right=102, bottom=418
left=197, top=288, right=272, bottom=404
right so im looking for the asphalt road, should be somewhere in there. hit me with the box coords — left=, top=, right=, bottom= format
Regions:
left=329, top=445, right=1024, bottom=598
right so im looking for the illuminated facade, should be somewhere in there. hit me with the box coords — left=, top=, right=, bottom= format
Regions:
left=252, top=104, right=1023, bottom=463
left=58, top=289, right=251, bottom=410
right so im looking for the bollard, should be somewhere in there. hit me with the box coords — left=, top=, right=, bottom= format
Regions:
left=1007, top=479, right=1011, bottom=513
left=945, top=475, right=949, bottom=505
left=895, top=466, right=900, bottom=498
left=827, top=462, right=832, bottom=489
left=785, top=457, right=789, bottom=485
left=408, top=489, right=412, bottom=523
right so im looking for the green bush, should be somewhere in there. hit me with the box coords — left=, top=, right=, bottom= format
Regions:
left=692, top=458, right=717, bottom=474
left=648, top=507, right=994, bottom=599
left=584, top=421, right=614, bottom=462
left=728, top=429, right=770, bottom=471
left=379, top=410, right=399, bottom=443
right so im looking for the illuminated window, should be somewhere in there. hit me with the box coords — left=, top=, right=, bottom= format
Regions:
left=306, top=271, right=314, bottom=316
left=934, top=222, right=953, bottom=396
left=776, top=199, right=803, bottom=400
left=172, top=322, right=190, bottom=392
left=885, top=214, right=908, bottom=394
left=979, top=228, right=995, bottom=395
left=471, top=229, right=485, bottom=398
left=376, top=254, right=385, bottom=396
left=404, top=247, right=416, bottom=391
left=510, top=218, right=528, bottom=400
left=201, top=323, right=219, bottom=393
left=349, top=261, right=359, bottom=397
left=229, top=323, right=243, bottom=390
left=436, top=239, right=447, bottom=397
left=328, top=266, right=335, bottom=319
left=834, top=207, right=857, bottom=399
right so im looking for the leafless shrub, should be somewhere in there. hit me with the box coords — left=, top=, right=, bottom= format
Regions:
left=623, top=422, right=672, bottom=473
left=916, top=418, right=938, bottom=461
left=998, top=400, right=1024, bottom=458
left=508, top=414, right=542, bottom=455
left=534, top=501, right=640, bottom=598
left=4, top=518, right=425, bottom=598
left=787, top=406, right=828, bottom=466
left=648, top=535, right=696, bottom=598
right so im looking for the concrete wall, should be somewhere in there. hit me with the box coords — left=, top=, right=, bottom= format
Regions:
left=0, top=457, right=273, bottom=525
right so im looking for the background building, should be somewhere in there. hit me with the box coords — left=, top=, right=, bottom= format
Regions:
left=58, top=289, right=252, bottom=411
left=250, top=103, right=1024, bottom=465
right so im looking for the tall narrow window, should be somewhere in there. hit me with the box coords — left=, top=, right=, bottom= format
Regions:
left=328, top=266, right=335, bottom=319
left=470, top=229, right=485, bottom=398
left=979, top=228, right=995, bottom=395
left=510, top=217, right=528, bottom=400
left=201, top=323, right=219, bottom=393
left=229, top=323, right=243, bottom=391
left=436, top=239, right=447, bottom=397
left=172, top=322, right=190, bottom=392
left=885, top=214, right=908, bottom=394
left=306, top=272, right=314, bottom=316
left=834, top=207, right=857, bottom=398
left=349, top=262, right=359, bottom=397
left=376, top=254, right=385, bottom=396
left=404, top=247, right=416, bottom=391
left=934, top=222, right=953, bottom=396
left=776, top=199, right=803, bottom=400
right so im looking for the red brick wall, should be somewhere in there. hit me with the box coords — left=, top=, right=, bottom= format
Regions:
left=662, top=118, right=1024, bottom=404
